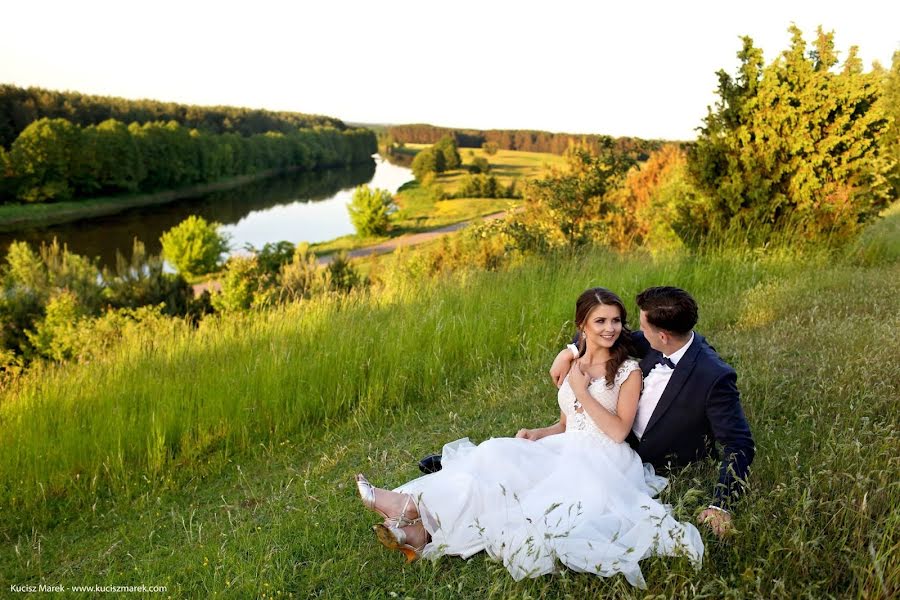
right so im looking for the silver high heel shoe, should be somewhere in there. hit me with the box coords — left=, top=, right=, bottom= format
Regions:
left=355, top=474, right=421, bottom=527
left=372, top=522, right=425, bottom=563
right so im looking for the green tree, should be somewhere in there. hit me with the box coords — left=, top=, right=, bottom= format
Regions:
left=90, top=119, right=144, bottom=193
left=482, top=141, right=499, bottom=156
left=9, top=117, right=82, bottom=202
left=411, top=147, right=438, bottom=181
left=469, top=156, right=491, bottom=174
left=160, top=215, right=230, bottom=277
left=347, top=185, right=395, bottom=237
left=458, top=173, right=504, bottom=198
left=522, top=145, right=632, bottom=247
left=434, top=135, right=461, bottom=170
left=250, top=240, right=295, bottom=276
left=690, top=26, right=891, bottom=243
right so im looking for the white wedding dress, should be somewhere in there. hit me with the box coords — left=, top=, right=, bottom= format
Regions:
left=395, top=359, right=703, bottom=587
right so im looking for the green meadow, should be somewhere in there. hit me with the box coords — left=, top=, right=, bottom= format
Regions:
left=407, top=143, right=568, bottom=197
left=0, top=207, right=898, bottom=598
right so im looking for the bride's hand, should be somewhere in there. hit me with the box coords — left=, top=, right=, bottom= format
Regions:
left=568, top=362, right=590, bottom=392
left=516, top=428, right=540, bottom=441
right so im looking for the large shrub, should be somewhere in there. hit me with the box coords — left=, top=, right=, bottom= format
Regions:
left=324, top=251, right=360, bottom=293
left=211, top=255, right=263, bottom=312
left=279, top=243, right=325, bottom=301
left=0, top=239, right=103, bottom=358
left=690, top=26, right=891, bottom=243
left=347, top=185, right=395, bottom=237
left=160, top=215, right=230, bottom=277
left=602, top=145, right=703, bottom=251
left=102, top=239, right=193, bottom=315
left=468, top=156, right=491, bottom=174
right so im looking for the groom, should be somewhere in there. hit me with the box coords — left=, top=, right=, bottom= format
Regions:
left=419, top=286, right=754, bottom=536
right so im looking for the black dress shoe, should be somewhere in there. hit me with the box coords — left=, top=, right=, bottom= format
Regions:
left=418, top=453, right=443, bottom=474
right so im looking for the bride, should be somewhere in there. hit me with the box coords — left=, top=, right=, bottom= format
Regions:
left=355, top=287, right=703, bottom=587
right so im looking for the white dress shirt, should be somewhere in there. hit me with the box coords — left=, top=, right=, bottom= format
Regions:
left=632, top=333, right=694, bottom=440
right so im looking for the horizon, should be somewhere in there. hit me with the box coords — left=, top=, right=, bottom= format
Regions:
left=1, top=0, right=898, bottom=141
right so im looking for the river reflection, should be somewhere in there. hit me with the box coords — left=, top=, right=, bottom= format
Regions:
left=0, top=156, right=412, bottom=269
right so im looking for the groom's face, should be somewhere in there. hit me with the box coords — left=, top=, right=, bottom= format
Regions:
left=639, top=311, right=663, bottom=352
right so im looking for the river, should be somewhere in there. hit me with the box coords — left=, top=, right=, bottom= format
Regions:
left=0, top=156, right=412, bottom=269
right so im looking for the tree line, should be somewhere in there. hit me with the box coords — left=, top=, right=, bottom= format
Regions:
left=385, top=124, right=663, bottom=161
left=0, top=118, right=376, bottom=203
left=0, top=85, right=346, bottom=149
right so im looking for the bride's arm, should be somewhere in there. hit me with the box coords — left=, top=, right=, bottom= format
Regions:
left=516, top=411, right=566, bottom=441
left=570, top=367, right=641, bottom=443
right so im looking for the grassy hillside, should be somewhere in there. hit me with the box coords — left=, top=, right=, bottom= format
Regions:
left=1, top=209, right=898, bottom=597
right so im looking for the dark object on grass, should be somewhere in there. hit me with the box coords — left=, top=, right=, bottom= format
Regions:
left=418, top=454, right=442, bottom=474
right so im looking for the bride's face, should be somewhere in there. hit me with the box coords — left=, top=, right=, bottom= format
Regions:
left=582, top=303, right=623, bottom=350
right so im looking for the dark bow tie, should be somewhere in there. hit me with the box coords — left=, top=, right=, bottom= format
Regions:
left=655, top=355, right=676, bottom=370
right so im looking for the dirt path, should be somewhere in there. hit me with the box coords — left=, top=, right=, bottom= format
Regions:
left=192, top=211, right=508, bottom=296
left=316, top=210, right=508, bottom=265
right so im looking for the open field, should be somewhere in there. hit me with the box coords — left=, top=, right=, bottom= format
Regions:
left=405, top=143, right=568, bottom=195
left=1, top=208, right=898, bottom=597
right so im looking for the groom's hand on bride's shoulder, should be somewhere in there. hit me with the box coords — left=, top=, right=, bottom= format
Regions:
left=698, top=507, right=735, bottom=538
left=550, top=348, right=575, bottom=388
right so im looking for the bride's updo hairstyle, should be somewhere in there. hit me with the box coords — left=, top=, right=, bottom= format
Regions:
left=575, top=287, right=635, bottom=387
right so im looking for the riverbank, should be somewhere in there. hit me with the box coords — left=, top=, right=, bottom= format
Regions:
left=0, top=165, right=327, bottom=232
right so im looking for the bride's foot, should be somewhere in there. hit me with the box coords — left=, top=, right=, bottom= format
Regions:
left=355, top=474, right=420, bottom=526
left=372, top=521, right=429, bottom=562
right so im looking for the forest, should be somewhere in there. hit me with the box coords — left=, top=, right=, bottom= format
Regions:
left=0, top=86, right=376, bottom=205
left=385, top=123, right=665, bottom=161
left=0, top=85, right=346, bottom=147
left=0, top=120, right=375, bottom=204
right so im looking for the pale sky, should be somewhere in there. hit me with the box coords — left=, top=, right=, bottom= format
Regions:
left=2, top=0, right=897, bottom=141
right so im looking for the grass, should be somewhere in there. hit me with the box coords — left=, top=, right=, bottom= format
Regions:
left=1, top=211, right=898, bottom=597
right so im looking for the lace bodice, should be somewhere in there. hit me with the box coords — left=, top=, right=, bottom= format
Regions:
left=558, top=359, right=640, bottom=441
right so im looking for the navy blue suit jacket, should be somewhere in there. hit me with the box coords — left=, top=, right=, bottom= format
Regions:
left=626, top=331, right=754, bottom=508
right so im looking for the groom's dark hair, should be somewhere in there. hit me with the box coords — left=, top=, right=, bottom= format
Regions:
left=636, top=286, right=698, bottom=335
